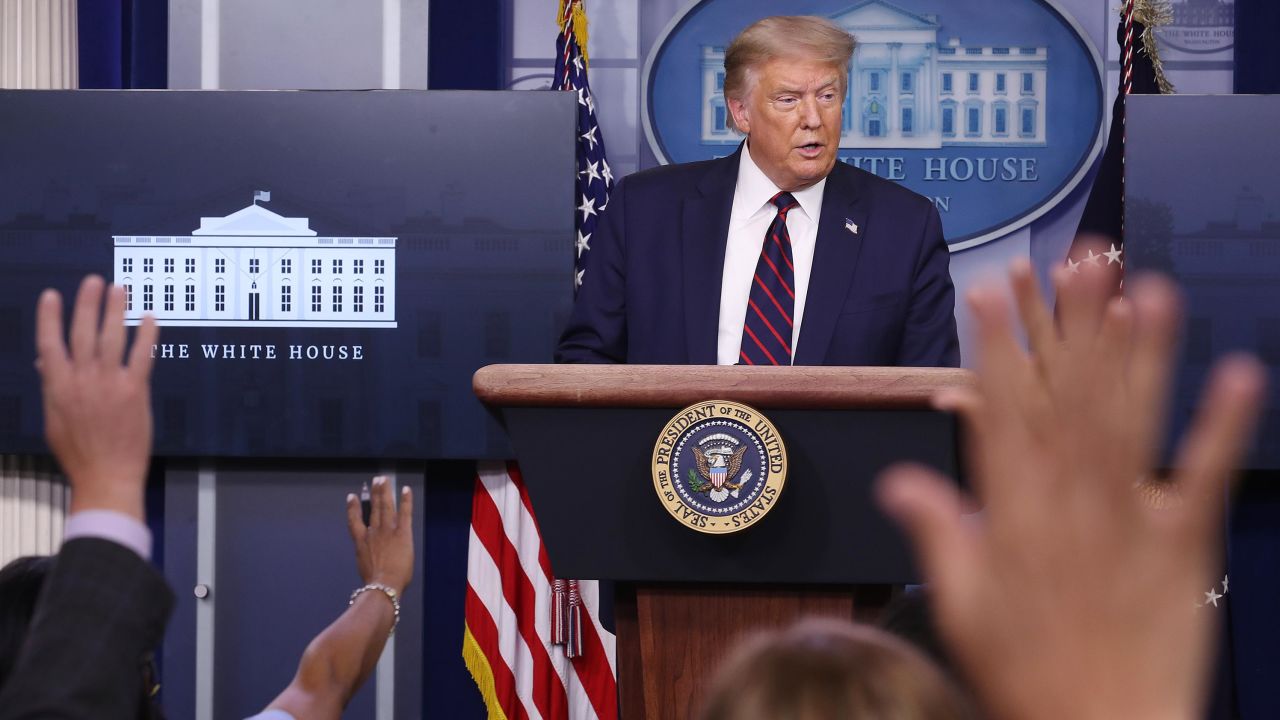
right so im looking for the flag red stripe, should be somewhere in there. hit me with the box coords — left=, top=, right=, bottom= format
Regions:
left=464, top=585, right=530, bottom=720
left=472, top=483, right=570, bottom=720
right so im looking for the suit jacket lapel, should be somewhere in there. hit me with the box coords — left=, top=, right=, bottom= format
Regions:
left=794, top=163, right=868, bottom=365
left=682, top=150, right=740, bottom=364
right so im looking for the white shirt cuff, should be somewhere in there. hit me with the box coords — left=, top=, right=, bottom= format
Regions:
left=64, top=510, right=153, bottom=560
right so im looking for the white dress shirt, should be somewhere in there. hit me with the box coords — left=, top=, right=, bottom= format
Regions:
left=716, top=142, right=826, bottom=365
left=64, top=509, right=152, bottom=559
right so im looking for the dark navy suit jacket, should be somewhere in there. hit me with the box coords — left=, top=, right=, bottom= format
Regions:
left=0, top=538, right=174, bottom=720
left=556, top=147, right=960, bottom=367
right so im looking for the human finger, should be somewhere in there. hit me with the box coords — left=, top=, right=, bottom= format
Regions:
left=1009, top=258, right=1056, bottom=366
left=1170, top=354, right=1266, bottom=541
left=35, top=289, right=69, bottom=384
left=933, top=387, right=991, bottom=499
left=127, top=315, right=159, bottom=381
left=1054, top=252, right=1113, bottom=352
left=69, top=275, right=105, bottom=365
left=369, top=475, right=389, bottom=529
left=1125, top=275, right=1183, bottom=468
left=967, top=285, right=1038, bottom=487
left=398, top=485, right=414, bottom=532
left=346, top=493, right=366, bottom=544
left=876, top=463, right=978, bottom=593
left=99, top=285, right=128, bottom=367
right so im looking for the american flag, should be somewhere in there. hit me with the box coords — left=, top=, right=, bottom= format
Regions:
left=462, top=2, right=618, bottom=718
left=556, top=0, right=614, bottom=289
left=1065, top=0, right=1172, bottom=288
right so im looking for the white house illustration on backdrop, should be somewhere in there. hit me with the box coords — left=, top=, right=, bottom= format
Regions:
left=113, top=197, right=397, bottom=328
left=701, top=0, right=1049, bottom=148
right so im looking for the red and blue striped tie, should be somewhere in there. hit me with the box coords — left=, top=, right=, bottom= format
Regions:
left=739, top=192, right=798, bottom=366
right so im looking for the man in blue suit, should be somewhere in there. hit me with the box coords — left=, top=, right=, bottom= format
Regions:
left=557, top=15, right=959, bottom=367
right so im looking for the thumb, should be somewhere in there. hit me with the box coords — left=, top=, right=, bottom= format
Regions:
left=876, top=463, right=977, bottom=591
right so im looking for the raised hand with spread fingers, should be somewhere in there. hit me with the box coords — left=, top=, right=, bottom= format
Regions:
left=878, top=259, right=1266, bottom=720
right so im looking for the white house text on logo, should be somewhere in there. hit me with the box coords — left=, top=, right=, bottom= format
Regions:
left=113, top=201, right=397, bottom=328
left=701, top=2, right=1048, bottom=149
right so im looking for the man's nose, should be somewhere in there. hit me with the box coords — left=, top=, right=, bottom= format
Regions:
left=798, top=96, right=822, bottom=129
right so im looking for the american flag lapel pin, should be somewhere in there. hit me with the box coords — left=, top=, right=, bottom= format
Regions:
left=845, top=218, right=858, bottom=235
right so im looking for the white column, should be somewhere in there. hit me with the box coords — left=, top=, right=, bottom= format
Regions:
left=923, top=43, right=936, bottom=132
left=888, top=42, right=900, bottom=137
left=0, top=0, right=78, bottom=89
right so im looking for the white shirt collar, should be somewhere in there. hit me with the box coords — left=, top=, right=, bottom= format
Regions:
left=732, top=140, right=827, bottom=227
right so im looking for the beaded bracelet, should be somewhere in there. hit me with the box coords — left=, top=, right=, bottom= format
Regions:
left=349, top=582, right=400, bottom=636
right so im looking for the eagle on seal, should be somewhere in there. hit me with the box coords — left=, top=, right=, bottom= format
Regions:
left=693, top=444, right=748, bottom=491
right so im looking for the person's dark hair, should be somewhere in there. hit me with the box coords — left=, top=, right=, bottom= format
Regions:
left=700, top=617, right=976, bottom=720
left=0, top=555, right=164, bottom=719
left=0, top=555, right=53, bottom=691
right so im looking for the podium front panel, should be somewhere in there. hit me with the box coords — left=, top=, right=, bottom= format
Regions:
left=504, top=406, right=957, bottom=585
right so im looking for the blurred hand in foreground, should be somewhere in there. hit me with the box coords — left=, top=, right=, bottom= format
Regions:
left=878, top=259, right=1266, bottom=720
left=36, top=275, right=158, bottom=521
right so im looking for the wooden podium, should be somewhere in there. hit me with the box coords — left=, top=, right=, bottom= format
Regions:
left=474, top=364, right=972, bottom=719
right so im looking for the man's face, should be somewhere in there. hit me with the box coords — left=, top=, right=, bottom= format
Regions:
left=728, top=57, right=844, bottom=192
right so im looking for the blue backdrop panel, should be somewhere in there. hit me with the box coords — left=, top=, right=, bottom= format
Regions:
left=1125, top=94, right=1280, bottom=470
left=1126, top=93, right=1280, bottom=720
left=0, top=90, right=575, bottom=460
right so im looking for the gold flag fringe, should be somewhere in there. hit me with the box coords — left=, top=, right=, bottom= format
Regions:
left=1130, top=0, right=1176, bottom=94
left=463, top=626, right=512, bottom=720
left=558, top=0, right=591, bottom=69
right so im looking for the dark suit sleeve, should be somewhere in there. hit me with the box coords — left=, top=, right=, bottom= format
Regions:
left=555, top=178, right=629, bottom=364
left=0, top=538, right=175, bottom=720
left=899, top=204, right=961, bottom=368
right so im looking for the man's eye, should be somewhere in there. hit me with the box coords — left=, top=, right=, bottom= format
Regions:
left=774, top=97, right=799, bottom=108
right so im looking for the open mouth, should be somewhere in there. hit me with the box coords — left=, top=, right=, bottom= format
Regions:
left=796, top=142, right=825, bottom=156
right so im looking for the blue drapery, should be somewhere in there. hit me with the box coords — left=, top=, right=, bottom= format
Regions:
left=78, top=0, right=167, bottom=89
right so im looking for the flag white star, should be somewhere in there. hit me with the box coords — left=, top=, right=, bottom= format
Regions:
left=577, top=193, right=597, bottom=221
left=585, top=93, right=596, bottom=115
left=576, top=231, right=591, bottom=257
left=1104, top=243, right=1123, bottom=265
left=580, top=125, right=599, bottom=149
left=1204, top=588, right=1223, bottom=608
left=601, top=158, right=613, bottom=185
left=579, top=160, right=601, bottom=184
left=575, top=268, right=585, bottom=288
left=1066, top=257, right=1081, bottom=274
left=1222, top=575, right=1229, bottom=593
left=577, top=88, right=588, bottom=107
left=1083, top=249, right=1102, bottom=267
left=572, top=55, right=583, bottom=74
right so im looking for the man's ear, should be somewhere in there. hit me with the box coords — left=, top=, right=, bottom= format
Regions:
left=727, top=96, right=751, bottom=134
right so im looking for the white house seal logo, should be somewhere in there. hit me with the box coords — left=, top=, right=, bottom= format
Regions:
left=652, top=400, right=787, bottom=534
left=642, top=0, right=1106, bottom=250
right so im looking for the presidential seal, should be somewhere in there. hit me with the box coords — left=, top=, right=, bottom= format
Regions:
left=651, top=400, right=787, bottom=534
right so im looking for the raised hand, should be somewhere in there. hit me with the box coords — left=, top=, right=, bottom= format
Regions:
left=878, top=259, right=1265, bottom=720
left=36, top=275, right=158, bottom=521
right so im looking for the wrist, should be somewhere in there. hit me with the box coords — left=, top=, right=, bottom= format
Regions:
left=350, top=582, right=401, bottom=636
left=368, top=574, right=408, bottom=596
left=69, top=487, right=145, bottom=523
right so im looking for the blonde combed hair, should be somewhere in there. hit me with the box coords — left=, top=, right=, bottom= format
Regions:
left=723, top=16, right=856, bottom=131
